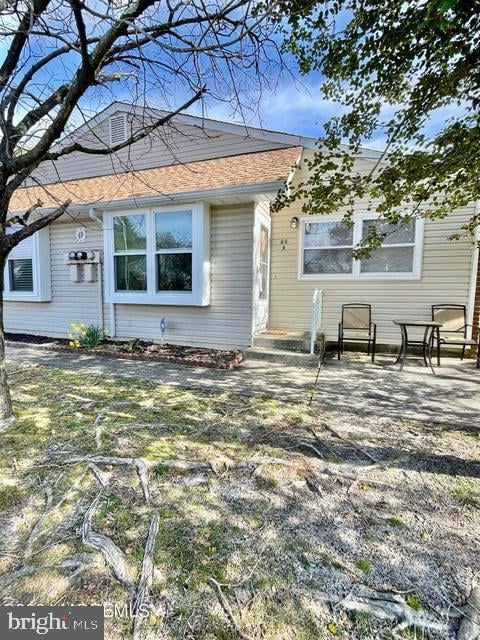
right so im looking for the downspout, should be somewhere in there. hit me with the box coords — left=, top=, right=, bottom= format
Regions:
left=88, top=208, right=112, bottom=336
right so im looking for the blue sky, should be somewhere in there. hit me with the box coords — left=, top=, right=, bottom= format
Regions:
left=0, top=8, right=458, bottom=153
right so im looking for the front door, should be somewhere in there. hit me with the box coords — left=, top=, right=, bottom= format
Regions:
left=253, top=207, right=271, bottom=334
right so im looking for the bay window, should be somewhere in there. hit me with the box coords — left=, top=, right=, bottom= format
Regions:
left=105, top=203, right=210, bottom=306
left=4, top=227, right=51, bottom=301
left=299, top=214, right=423, bottom=280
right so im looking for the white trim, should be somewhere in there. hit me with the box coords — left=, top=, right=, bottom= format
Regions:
left=103, top=202, right=210, bottom=306
left=252, top=204, right=271, bottom=335
left=298, top=213, right=424, bottom=281
left=3, top=227, right=51, bottom=302
left=466, top=202, right=480, bottom=338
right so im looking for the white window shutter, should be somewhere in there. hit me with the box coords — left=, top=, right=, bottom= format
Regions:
left=109, top=114, right=127, bottom=145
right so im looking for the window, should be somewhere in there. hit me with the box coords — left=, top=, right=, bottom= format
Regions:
left=3, top=227, right=51, bottom=301
left=104, top=203, right=210, bottom=306
left=113, top=214, right=147, bottom=291
left=303, top=220, right=354, bottom=275
left=9, top=259, right=33, bottom=291
left=155, top=211, right=192, bottom=291
left=299, top=214, right=423, bottom=280
left=360, top=219, right=416, bottom=274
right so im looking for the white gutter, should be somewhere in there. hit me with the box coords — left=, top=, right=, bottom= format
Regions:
left=466, top=202, right=480, bottom=338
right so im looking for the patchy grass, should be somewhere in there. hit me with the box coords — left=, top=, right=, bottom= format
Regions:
left=454, top=480, right=479, bottom=508
left=405, top=594, right=422, bottom=611
left=356, top=559, right=372, bottom=576
left=0, top=485, right=25, bottom=511
left=0, top=364, right=478, bottom=639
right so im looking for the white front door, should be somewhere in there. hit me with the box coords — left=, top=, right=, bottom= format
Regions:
left=253, top=207, right=271, bottom=334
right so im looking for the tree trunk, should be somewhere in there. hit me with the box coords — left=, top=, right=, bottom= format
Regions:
left=0, top=256, right=15, bottom=429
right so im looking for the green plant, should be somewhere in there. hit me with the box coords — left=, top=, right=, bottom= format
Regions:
left=152, top=463, right=170, bottom=479
left=69, top=323, right=107, bottom=349
left=454, top=481, right=479, bottom=508
left=388, top=516, right=403, bottom=527
left=405, top=594, right=422, bottom=611
left=356, top=559, right=372, bottom=575
left=119, top=338, right=150, bottom=354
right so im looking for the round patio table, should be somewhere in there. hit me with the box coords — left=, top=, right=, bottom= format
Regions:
left=393, top=320, right=442, bottom=374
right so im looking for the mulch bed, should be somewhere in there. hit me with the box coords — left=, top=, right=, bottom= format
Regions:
left=5, top=333, right=243, bottom=370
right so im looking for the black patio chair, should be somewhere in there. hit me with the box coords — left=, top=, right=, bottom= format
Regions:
left=431, top=304, right=480, bottom=367
left=338, top=303, right=377, bottom=362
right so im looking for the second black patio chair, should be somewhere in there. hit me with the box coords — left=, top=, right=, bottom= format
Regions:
left=431, top=304, right=479, bottom=367
left=338, top=303, right=377, bottom=362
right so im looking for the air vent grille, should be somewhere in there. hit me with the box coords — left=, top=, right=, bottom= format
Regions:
left=109, top=114, right=127, bottom=145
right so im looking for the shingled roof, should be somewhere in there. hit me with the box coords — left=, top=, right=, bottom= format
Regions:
left=10, top=146, right=301, bottom=212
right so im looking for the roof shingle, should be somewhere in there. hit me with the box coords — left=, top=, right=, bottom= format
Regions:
left=10, top=146, right=301, bottom=212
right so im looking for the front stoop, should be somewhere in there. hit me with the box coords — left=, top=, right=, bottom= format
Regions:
left=243, top=330, right=325, bottom=368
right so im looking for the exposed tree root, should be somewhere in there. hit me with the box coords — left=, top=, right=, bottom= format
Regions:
left=133, top=514, right=160, bottom=639
left=66, top=455, right=150, bottom=503
left=319, top=423, right=378, bottom=464
left=94, top=410, right=107, bottom=449
left=209, top=577, right=255, bottom=640
left=88, top=463, right=110, bottom=488
left=0, top=554, right=96, bottom=592
left=306, top=587, right=450, bottom=634
left=25, top=469, right=88, bottom=558
left=81, top=492, right=134, bottom=593
left=458, top=581, right=480, bottom=640
left=59, top=454, right=295, bottom=506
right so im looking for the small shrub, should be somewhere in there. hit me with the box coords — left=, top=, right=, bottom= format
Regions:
left=388, top=516, right=403, bottom=527
left=69, top=323, right=107, bottom=349
left=405, top=594, right=422, bottom=611
left=356, top=559, right=372, bottom=575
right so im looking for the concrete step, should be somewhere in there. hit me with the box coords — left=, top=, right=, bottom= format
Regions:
left=243, top=346, right=320, bottom=368
left=253, top=330, right=311, bottom=352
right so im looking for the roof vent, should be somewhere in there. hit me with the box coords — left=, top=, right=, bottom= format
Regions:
left=109, top=114, right=127, bottom=146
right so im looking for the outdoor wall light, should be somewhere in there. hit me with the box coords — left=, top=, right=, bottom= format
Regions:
left=290, top=216, right=299, bottom=230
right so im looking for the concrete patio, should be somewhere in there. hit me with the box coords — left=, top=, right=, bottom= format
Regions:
left=5, top=342, right=479, bottom=428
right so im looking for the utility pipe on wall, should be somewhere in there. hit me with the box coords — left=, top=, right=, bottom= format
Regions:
left=88, top=208, right=112, bottom=335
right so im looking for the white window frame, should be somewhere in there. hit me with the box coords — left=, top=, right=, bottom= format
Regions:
left=298, top=212, right=424, bottom=281
left=103, top=202, right=210, bottom=306
left=3, top=227, right=51, bottom=302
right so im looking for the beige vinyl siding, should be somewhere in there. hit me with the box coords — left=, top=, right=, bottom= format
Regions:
left=4, top=222, right=103, bottom=337
left=31, top=114, right=287, bottom=185
left=111, top=204, right=254, bottom=348
left=4, top=204, right=254, bottom=349
left=270, top=151, right=476, bottom=345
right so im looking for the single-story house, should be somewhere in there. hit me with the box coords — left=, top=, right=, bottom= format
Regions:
left=5, top=102, right=480, bottom=353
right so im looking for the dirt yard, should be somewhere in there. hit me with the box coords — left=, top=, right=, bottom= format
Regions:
left=0, top=364, right=478, bottom=639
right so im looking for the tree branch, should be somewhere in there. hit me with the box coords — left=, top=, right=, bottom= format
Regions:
left=46, top=88, right=204, bottom=160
